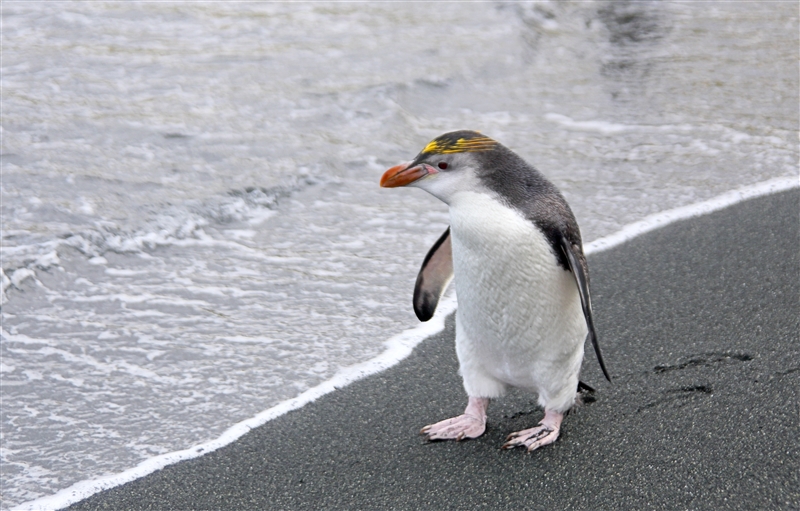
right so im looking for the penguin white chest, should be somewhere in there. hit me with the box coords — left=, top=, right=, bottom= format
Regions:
left=448, top=191, right=586, bottom=390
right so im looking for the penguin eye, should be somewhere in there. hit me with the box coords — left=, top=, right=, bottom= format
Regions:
left=437, top=162, right=448, bottom=170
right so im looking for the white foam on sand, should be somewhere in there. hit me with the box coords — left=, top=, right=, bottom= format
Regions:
left=13, top=175, right=798, bottom=511
left=584, top=176, right=798, bottom=255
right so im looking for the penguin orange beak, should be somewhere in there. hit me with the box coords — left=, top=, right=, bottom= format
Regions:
left=380, top=162, right=436, bottom=188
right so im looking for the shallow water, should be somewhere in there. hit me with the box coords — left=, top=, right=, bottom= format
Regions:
left=1, top=2, right=797, bottom=508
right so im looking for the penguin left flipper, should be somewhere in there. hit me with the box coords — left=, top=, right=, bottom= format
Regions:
left=559, top=234, right=612, bottom=382
left=413, top=227, right=454, bottom=322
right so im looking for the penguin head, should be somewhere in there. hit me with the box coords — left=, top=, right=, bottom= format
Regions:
left=380, top=130, right=500, bottom=204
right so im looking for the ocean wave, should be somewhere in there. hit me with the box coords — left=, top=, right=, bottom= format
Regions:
left=0, top=176, right=318, bottom=306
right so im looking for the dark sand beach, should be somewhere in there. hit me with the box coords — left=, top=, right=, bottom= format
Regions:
left=69, top=189, right=799, bottom=510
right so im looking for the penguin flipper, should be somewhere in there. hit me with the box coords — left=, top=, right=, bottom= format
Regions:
left=413, top=227, right=453, bottom=321
left=559, top=235, right=612, bottom=382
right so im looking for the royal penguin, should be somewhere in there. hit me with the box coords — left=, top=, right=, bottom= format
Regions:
left=380, top=130, right=611, bottom=451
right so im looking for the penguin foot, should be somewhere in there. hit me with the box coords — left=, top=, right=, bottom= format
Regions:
left=420, top=396, right=489, bottom=441
left=420, top=414, right=485, bottom=441
left=502, top=409, right=563, bottom=452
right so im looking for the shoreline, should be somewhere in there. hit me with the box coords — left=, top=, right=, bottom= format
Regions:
left=14, top=175, right=800, bottom=511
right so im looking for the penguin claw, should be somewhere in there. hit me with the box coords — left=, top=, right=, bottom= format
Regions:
left=420, top=413, right=486, bottom=441
left=501, top=425, right=558, bottom=451
left=421, top=397, right=489, bottom=442
left=502, top=410, right=564, bottom=452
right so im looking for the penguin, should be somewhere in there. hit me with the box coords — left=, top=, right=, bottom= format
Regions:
left=380, top=130, right=611, bottom=452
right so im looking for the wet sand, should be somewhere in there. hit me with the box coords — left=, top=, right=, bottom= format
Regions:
left=68, top=189, right=799, bottom=510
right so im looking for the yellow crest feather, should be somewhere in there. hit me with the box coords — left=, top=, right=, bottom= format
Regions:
left=421, top=135, right=497, bottom=155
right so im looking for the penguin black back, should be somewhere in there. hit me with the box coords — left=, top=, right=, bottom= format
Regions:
left=472, top=142, right=584, bottom=273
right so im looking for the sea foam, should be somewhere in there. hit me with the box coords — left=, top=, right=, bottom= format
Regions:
left=14, top=176, right=797, bottom=511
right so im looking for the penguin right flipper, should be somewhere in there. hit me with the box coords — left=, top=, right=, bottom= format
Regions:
left=413, top=227, right=454, bottom=321
left=559, top=235, right=612, bottom=382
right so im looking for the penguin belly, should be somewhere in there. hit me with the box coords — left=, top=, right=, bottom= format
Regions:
left=448, top=191, right=587, bottom=412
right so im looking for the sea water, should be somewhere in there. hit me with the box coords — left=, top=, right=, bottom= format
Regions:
left=1, top=2, right=797, bottom=508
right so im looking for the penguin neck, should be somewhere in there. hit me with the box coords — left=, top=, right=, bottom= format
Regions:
left=448, top=190, right=491, bottom=210
left=447, top=191, right=520, bottom=242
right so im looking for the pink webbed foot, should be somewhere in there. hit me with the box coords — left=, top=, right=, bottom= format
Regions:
left=421, top=414, right=485, bottom=441
left=420, top=397, right=489, bottom=441
left=502, top=409, right=564, bottom=452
